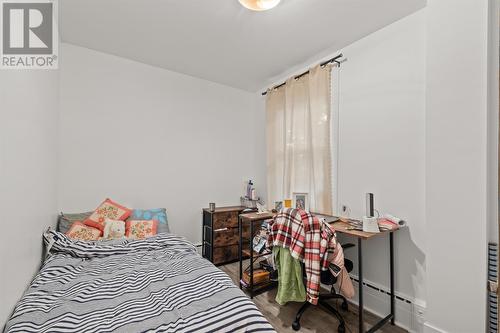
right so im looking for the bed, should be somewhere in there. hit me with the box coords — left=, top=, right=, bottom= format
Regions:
left=4, top=230, right=275, bottom=333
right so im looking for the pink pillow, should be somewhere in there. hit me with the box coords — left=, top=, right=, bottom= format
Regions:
left=66, top=221, right=101, bottom=241
left=84, top=198, right=132, bottom=232
left=125, top=220, right=158, bottom=239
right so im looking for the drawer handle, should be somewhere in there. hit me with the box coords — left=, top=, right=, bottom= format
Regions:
left=214, top=228, right=229, bottom=232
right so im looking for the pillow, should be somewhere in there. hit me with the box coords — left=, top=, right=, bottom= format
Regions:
left=129, top=208, right=169, bottom=234
left=84, top=198, right=132, bottom=232
left=125, top=220, right=158, bottom=240
left=58, top=211, right=93, bottom=234
left=66, top=222, right=101, bottom=241
left=103, top=219, right=126, bottom=240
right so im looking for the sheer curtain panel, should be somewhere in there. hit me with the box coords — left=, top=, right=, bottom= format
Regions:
left=266, top=64, right=333, bottom=215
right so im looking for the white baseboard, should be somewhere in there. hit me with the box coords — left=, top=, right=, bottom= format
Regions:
left=423, top=322, right=447, bottom=333
left=347, top=274, right=426, bottom=333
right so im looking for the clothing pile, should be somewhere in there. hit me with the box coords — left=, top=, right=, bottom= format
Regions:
left=267, top=208, right=354, bottom=305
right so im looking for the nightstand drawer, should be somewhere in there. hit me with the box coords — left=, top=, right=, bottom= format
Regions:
left=213, top=244, right=239, bottom=265
left=214, top=226, right=250, bottom=247
left=213, top=212, right=239, bottom=229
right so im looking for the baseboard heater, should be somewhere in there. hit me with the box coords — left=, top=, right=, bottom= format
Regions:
left=347, top=274, right=425, bottom=332
left=489, top=242, right=498, bottom=333
left=350, top=276, right=411, bottom=304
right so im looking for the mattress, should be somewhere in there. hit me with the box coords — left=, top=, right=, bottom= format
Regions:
left=4, top=230, right=275, bottom=333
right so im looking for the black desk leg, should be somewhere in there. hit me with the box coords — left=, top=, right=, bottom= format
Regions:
left=390, top=232, right=395, bottom=325
left=250, top=220, right=254, bottom=298
left=360, top=233, right=396, bottom=333
left=239, top=217, right=242, bottom=290
left=358, top=238, right=364, bottom=333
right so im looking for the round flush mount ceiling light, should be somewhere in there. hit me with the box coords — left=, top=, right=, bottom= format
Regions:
left=239, top=0, right=281, bottom=11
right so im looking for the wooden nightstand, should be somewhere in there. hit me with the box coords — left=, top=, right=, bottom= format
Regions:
left=202, top=206, right=250, bottom=265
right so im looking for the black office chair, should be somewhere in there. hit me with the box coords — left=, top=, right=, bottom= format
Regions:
left=292, top=243, right=355, bottom=333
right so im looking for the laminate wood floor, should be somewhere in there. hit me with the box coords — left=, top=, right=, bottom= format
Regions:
left=220, top=262, right=407, bottom=333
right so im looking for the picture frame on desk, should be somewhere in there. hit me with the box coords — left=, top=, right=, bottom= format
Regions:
left=293, top=192, right=309, bottom=211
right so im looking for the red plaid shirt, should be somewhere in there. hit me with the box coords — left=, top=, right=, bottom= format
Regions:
left=267, top=208, right=345, bottom=304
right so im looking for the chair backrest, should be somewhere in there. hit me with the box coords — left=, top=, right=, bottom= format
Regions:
left=299, top=256, right=353, bottom=286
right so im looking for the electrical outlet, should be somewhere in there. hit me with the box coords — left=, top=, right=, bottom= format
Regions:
left=339, top=205, right=350, bottom=218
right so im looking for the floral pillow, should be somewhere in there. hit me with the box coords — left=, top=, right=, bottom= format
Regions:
left=66, top=222, right=101, bottom=241
left=125, top=220, right=158, bottom=240
left=128, top=208, right=169, bottom=234
left=84, top=198, right=132, bottom=232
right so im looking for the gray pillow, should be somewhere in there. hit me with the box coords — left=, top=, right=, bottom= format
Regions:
left=57, top=211, right=93, bottom=234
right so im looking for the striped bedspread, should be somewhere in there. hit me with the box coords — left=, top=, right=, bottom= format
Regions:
left=4, top=230, right=275, bottom=333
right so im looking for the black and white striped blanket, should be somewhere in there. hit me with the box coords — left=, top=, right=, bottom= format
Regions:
left=4, top=230, right=275, bottom=333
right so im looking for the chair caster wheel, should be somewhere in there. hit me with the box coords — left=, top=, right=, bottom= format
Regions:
left=341, top=301, right=348, bottom=311
left=338, top=324, right=346, bottom=333
left=292, top=321, right=301, bottom=331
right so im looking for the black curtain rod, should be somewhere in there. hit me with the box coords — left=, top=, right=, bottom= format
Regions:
left=261, top=53, right=343, bottom=96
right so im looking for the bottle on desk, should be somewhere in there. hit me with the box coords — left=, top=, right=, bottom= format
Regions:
left=246, top=180, right=253, bottom=198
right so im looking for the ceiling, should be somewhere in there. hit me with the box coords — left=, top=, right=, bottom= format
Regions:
left=60, top=0, right=426, bottom=92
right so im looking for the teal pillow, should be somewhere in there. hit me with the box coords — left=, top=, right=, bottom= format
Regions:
left=130, top=208, right=170, bottom=234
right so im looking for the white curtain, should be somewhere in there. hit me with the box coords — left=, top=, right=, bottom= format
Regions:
left=266, top=64, right=333, bottom=215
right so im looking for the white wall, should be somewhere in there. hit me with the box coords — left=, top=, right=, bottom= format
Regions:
left=335, top=9, right=426, bottom=304
left=488, top=0, right=499, bottom=243
left=424, top=0, right=490, bottom=332
left=58, top=44, right=266, bottom=243
left=0, top=70, right=59, bottom=325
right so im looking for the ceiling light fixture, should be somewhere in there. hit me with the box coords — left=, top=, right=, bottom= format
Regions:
left=239, top=0, right=281, bottom=11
